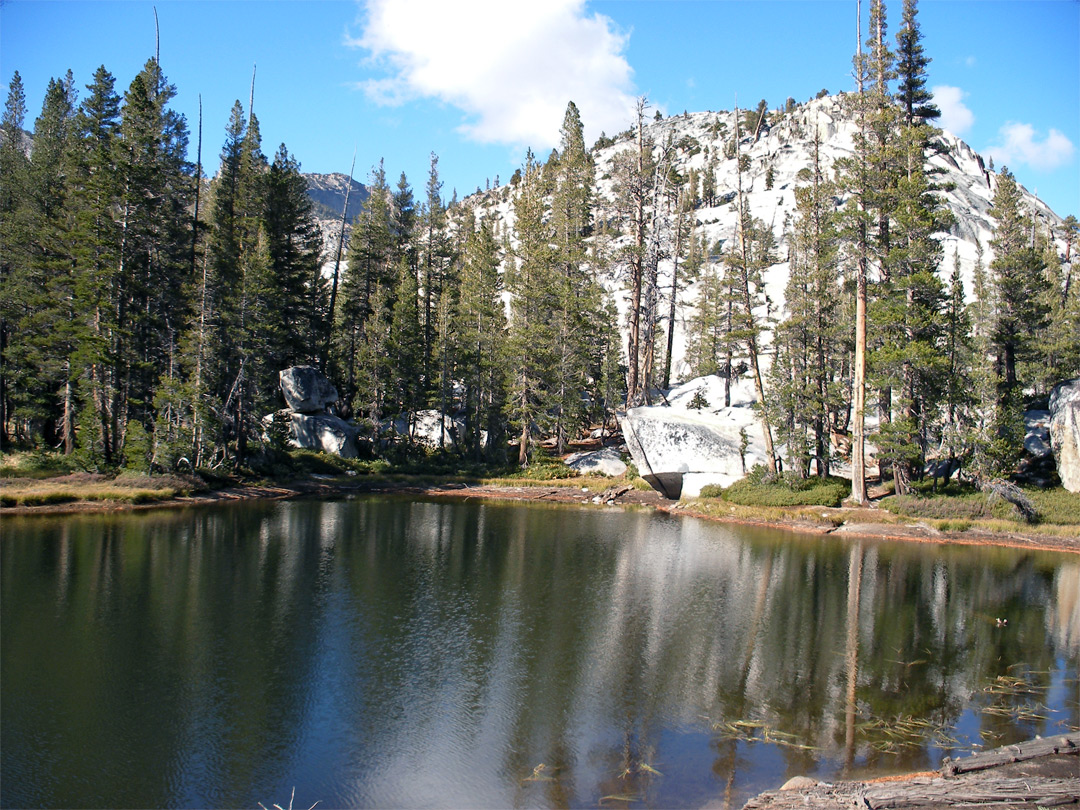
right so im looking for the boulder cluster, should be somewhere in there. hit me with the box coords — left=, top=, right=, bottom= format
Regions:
left=270, top=366, right=360, bottom=458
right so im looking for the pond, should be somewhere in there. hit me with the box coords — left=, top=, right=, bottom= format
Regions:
left=2, top=497, right=1077, bottom=809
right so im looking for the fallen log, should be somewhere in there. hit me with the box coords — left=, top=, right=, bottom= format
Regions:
left=941, top=733, right=1078, bottom=776
left=741, top=734, right=1079, bottom=809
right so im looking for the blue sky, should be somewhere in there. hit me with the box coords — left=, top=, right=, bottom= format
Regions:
left=2, top=0, right=1077, bottom=217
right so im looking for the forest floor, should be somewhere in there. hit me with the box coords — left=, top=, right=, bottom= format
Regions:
left=4, top=471, right=1079, bottom=555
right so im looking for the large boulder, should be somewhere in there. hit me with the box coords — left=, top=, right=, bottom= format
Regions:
left=279, top=366, right=339, bottom=414
left=565, top=447, right=627, bottom=477
left=619, top=376, right=769, bottom=499
left=289, top=412, right=360, bottom=458
left=1049, top=377, right=1080, bottom=492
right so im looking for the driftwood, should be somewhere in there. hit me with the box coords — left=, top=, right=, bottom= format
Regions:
left=941, top=734, right=1078, bottom=776
left=741, top=734, right=1079, bottom=809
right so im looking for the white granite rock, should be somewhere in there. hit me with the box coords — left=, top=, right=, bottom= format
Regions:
left=619, top=376, right=770, bottom=499
left=1049, top=378, right=1080, bottom=492
left=564, top=447, right=627, bottom=477
left=289, top=412, right=359, bottom=458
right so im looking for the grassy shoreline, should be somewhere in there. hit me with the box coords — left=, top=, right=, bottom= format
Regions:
left=3, top=450, right=1078, bottom=553
left=2, top=475, right=1080, bottom=557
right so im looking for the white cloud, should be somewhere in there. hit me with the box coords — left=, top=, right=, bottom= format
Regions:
left=350, top=0, right=638, bottom=149
left=932, top=85, right=974, bottom=136
left=986, top=122, right=1075, bottom=172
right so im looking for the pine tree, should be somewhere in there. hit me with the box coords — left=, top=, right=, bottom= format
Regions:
left=940, top=250, right=973, bottom=460
left=1038, top=221, right=1080, bottom=384
left=419, top=153, right=453, bottom=398
left=686, top=250, right=729, bottom=380
left=202, top=100, right=265, bottom=463
left=727, top=104, right=778, bottom=470
left=895, top=0, right=940, bottom=127
left=338, top=160, right=394, bottom=412
left=548, top=101, right=598, bottom=452
left=0, top=72, right=31, bottom=448
left=988, top=168, right=1049, bottom=391
left=505, top=149, right=556, bottom=464
left=68, top=66, right=123, bottom=465
left=837, top=0, right=900, bottom=502
left=770, top=132, right=846, bottom=477
left=612, top=97, right=656, bottom=406
left=869, top=120, right=952, bottom=493
left=662, top=185, right=695, bottom=389
left=263, top=143, right=325, bottom=369
left=385, top=254, right=424, bottom=428
left=4, top=72, right=77, bottom=450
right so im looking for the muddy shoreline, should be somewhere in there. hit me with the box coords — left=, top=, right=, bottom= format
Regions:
left=4, top=477, right=1078, bottom=555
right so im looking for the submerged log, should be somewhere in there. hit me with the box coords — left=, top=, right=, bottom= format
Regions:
left=741, top=734, right=1079, bottom=809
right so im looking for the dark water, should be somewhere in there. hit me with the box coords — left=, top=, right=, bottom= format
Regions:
left=2, top=497, right=1077, bottom=809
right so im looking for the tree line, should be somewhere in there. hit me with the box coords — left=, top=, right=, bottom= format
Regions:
left=0, top=57, right=624, bottom=470
left=2, top=0, right=1077, bottom=490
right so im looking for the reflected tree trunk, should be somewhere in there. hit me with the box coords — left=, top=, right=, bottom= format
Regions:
left=844, top=540, right=864, bottom=773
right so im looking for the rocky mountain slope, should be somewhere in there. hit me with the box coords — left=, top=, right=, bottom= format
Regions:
left=303, top=94, right=1069, bottom=387
left=303, top=171, right=368, bottom=259
left=456, top=93, right=1069, bottom=384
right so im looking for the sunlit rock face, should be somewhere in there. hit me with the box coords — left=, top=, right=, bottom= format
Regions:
left=620, top=376, right=770, bottom=498
left=271, top=366, right=359, bottom=457
left=383, top=410, right=469, bottom=449
left=565, top=447, right=627, bottom=477
left=1050, top=377, right=1080, bottom=492
left=279, top=366, right=340, bottom=414
left=289, top=412, right=360, bottom=458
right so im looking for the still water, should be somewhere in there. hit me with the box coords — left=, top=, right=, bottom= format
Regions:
left=2, top=497, right=1077, bottom=809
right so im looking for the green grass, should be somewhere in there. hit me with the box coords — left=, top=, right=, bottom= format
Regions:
left=0, top=450, right=81, bottom=479
left=882, top=483, right=1080, bottom=526
left=700, top=468, right=848, bottom=508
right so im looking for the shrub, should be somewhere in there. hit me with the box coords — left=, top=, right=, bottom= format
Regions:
left=882, top=486, right=1080, bottom=526
left=883, top=493, right=991, bottom=521
left=687, top=391, right=709, bottom=410
left=720, top=472, right=847, bottom=508
left=1025, top=488, right=1080, bottom=525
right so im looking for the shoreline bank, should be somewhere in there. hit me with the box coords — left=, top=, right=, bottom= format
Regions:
left=4, top=476, right=1078, bottom=555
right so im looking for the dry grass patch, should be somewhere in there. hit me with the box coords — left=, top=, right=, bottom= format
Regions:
left=1, top=472, right=200, bottom=507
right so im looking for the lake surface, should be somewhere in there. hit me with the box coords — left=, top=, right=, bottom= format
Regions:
left=2, top=497, right=1077, bottom=809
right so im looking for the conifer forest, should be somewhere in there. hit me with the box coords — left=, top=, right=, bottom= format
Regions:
left=2, top=0, right=1078, bottom=500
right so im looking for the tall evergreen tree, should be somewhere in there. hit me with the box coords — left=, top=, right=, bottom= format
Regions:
left=988, top=168, right=1049, bottom=391
left=505, top=149, right=556, bottom=464
left=0, top=71, right=31, bottom=448
left=338, top=160, right=394, bottom=411
left=385, top=255, right=425, bottom=433
left=770, top=133, right=846, bottom=477
left=611, top=97, right=656, bottom=406
left=548, top=100, right=598, bottom=452
left=895, top=0, right=940, bottom=127
left=4, top=72, right=77, bottom=450
left=419, top=152, right=453, bottom=397
left=68, top=66, right=123, bottom=465
left=263, top=143, right=325, bottom=369
left=728, top=105, right=778, bottom=470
